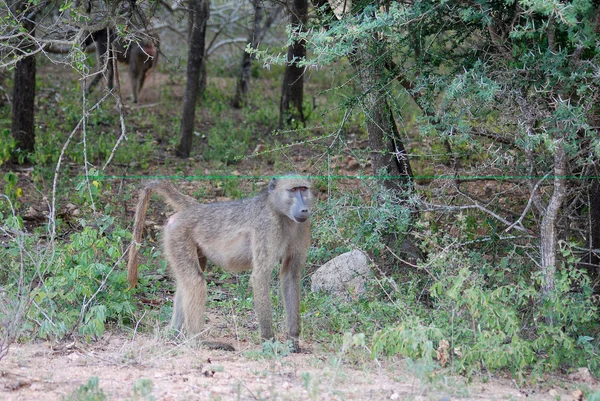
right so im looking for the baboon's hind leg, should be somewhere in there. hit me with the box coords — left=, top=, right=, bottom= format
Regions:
left=165, top=232, right=235, bottom=351
left=164, top=226, right=206, bottom=334
left=171, top=289, right=185, bottom=332
left=171, top=248, right=207, bottom=331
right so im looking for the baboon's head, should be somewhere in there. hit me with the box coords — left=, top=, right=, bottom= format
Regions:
left=268, top=174, right=313, bottom=223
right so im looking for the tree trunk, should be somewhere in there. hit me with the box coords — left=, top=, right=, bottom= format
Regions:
left=177, top=0, right=210, bottom=158
left=539, top=142, right=567, bottom=324
left=11, top=0, right=36, bottom=158
left=232, top=0, right=264, bottom=108
left=350, top=39, right=413, bottom=192
left=279, top=0, right=307, bottom=128
left=199, top=59, right=207, bottom=98
left=0, top=71, right=6, bottom=107
left=232, top=2, right=281, bottom=108
left=588, top=168, right=600, bottom=277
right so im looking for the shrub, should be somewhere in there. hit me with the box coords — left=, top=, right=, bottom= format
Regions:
left=369, top=228, right=600, bottom=379
left=311, top=180, right=414, bottom=258
left=1, top=214, right=135, bottom=341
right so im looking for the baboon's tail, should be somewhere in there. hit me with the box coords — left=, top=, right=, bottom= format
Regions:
left=127, top=180, right=198, bottom=288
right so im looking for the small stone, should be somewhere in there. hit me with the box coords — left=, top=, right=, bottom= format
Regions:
left=254, top=144, right=267, bottom=153
left=347, top=159, right=360, bottom=171
left=25, top=206, right=41, bottom=219
left=569, top=367, right=595, bottom=383
left=572, top=389, right=584, bottom=401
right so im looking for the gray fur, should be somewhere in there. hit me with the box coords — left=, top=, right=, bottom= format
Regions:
left=127, top=175, right=313, bottom=352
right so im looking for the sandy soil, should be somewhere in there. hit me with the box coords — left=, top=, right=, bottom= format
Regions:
left=1, top=330, right=592, bottom=401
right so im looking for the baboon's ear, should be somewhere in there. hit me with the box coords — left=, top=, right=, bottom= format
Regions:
left=268, top=177, right=278, bottom=192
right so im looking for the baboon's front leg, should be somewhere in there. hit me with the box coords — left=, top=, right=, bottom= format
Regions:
left=281, top=253, right=304, bottom=352
left=251, top=250, right=276, bottom=343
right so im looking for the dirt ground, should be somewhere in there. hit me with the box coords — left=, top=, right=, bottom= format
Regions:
left=1, top=330, right=595, bottom=401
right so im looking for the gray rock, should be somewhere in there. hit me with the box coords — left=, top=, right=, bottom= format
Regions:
left=311, top=250, right=372, bottom=298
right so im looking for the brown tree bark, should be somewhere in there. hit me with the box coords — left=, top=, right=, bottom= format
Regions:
left=10, top=0, right=36, bottom=158
left=589, top=167, right=600, bottom=277
left=279, top=0, right=307, bottom=128
left=233, top=1, right=282, bottom=108
left=177, top=0, right=210, bottom=158
left=350, top=39, right=413, bottom=192
left=0, top=71, right=6, bottom=107
left=540, top=142, right=567, bottom=324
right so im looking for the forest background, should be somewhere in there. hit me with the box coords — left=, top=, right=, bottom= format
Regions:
left=1, top=0, right=600, bottom=399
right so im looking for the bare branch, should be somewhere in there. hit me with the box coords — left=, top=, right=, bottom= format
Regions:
left=456, top=188, right=528, bottom=232
left=505, top=171, right=550, bottom=233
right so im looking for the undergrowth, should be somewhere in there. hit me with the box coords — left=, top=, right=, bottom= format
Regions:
left=2, top=169, right=599, bottom=382
left=0, top=208, right=135, bottom=341
left=305, top=202, right=600, bottom=380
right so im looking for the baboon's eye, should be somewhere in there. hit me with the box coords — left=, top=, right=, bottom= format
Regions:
left=290, top=188, right=297, bottom=193
left=299, top=187, right=308, bottom=192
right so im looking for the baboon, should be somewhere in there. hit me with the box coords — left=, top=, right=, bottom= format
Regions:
left=86, top=29, right=160, bottom=103
left=127, top=175, right=313, bottom=352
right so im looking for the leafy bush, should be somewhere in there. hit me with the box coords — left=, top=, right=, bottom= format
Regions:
left=0, top=128, right=16, bottom=165
left=2, top=172, right=22, bottom=210
left=307, top=211, right=599, bottom=379
left=367, top=224, right=599, bottom=379
left=1, top=214, right=135, bottom=341
left=372, top=318, right=443, bottom=361
left=311, top=180, right=414, bottom=258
